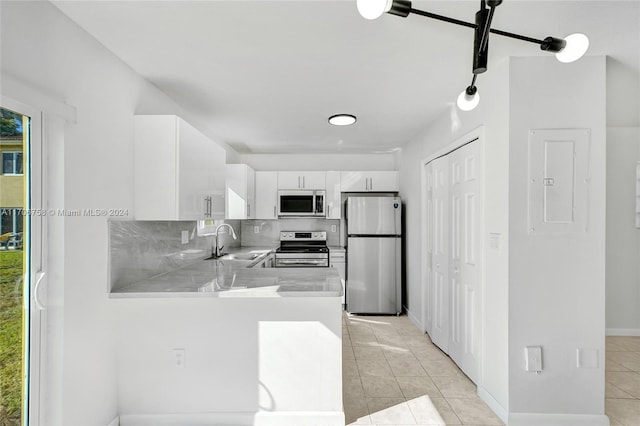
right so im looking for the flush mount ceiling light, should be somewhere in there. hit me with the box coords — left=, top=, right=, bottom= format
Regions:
left=328, top=114, right=357, bottom=126
left=356, top=0, right=589, bottom=112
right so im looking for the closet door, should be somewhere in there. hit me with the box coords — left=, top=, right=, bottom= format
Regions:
left=430, top=155, right=450, bottom=352
left=447, top=141, right=480, bottom=382
left=424, top=162, right=434, bottom=335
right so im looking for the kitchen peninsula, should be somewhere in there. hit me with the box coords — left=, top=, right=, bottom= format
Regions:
left=109, top=249, right=343, bottom=426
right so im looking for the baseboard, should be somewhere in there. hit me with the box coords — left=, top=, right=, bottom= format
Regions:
left=119, top=411, right=344, bottom=426
left=508, top=413, right=610, bottom=426
left=477, top=386, right=507, bottom=424
left=404, top=305, right=424, bottom=332
left=107, top=416, right=120, bottom=426
left=606, top=328, right=640, bottom=336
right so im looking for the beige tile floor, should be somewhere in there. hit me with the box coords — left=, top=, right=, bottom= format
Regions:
left=343, top=315, right=640, bottom=426
left=342, top=313, right=503, bottom=426
left=605, top=336, right=640, bottom=426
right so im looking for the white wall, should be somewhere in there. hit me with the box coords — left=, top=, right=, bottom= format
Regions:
left=397, top=58, right=511, bottom=415
left=508, top=56, right=607, bottom=421
left=113, top=297, right=343, bottom=426
left=606, top=127, right=640, bottom=335
left=239, top=153, right=396, bottom=171
left=0, top=2, right=234, bottom=424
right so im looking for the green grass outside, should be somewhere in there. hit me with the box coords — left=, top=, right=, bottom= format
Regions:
left=0, top=251, right=23, bottom=426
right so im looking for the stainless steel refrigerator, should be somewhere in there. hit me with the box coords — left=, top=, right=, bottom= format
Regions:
left=346, top=196, right=402, bottom=314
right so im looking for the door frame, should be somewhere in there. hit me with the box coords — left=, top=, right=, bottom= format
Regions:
left=1, top=95, right=45, bottom=425
left=420, top=126, right=485, bottom=375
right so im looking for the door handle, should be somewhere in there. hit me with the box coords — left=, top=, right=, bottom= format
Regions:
left=303, top=176, right=305, bottom=188
left=370, top=177, right=373, bottom=191
left=34, top=271, right=46, bottom=310
left=273, top=205, right=277, bottom=218
left=298, top=176, right=301, bottom=188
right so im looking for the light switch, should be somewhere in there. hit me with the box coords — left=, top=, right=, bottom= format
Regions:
left=525, top=346, right=543, bottom=373
left=254, top=226, right=260, bottom=234
left=181, top=230, right=189, bottom=244
left=331, top=225, right=337, bottom=233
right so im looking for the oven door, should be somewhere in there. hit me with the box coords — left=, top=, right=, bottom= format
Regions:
left=278, top=191, right=325, bottom=217
left=275, top=252, right=329, bottom=268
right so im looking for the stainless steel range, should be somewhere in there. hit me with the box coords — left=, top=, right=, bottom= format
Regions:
left=275, top=231, right=329, bottom=268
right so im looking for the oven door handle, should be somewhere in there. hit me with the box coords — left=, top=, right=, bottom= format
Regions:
left=277, top=259, right=327, bottom=265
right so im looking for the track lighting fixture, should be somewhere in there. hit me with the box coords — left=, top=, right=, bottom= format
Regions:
left=356, top=0, right=589, bottom=111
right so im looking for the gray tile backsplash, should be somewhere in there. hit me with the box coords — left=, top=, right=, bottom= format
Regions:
left=109, top=219, right=241, bottom=291
left=109, top=218, right=339, bottom=291
left=241, top=218, right=341, bottom=246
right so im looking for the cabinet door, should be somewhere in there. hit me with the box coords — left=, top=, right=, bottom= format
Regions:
left=255, top=171, right=278, bottom=219
left=325, top=171, right=341, bottom=219
left=278, top=172, right=303, bottom=189
left=177, top=117, right=213, bottom=220
left=368, top=171, right=399, bottom=192
left=340, top=172, right=367, bottom=192
left=247, top=167, right=255, bottom=219
left=134, top=116, right=179, bottom=220
left=226, top=164, right=254, bottom=219
left=300, top=171, right=326, bottom=189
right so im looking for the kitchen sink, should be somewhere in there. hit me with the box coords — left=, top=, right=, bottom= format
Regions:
left=220, top=253, right=260, bottom=261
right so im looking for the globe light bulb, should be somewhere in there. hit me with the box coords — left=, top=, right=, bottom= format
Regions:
left=457, top=88, right=480, bottom=111
left=556, top=33, right=589, bottom=63
left=356, top=0, right=392, bottom=20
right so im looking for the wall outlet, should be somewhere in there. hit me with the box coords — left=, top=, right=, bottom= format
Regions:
left=173, top=348, right=186, bottom=368
left=525, top=346, right=542, bottom=373
left=181, top=230, right=189, bottom=244
left=254, top=225, right=260, bottom=234
left=331, top=225, right=337, bottom=233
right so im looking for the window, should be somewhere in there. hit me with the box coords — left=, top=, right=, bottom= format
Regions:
left=2, top=151, right=23, bottom=175
left=1, top=208, right=23, bottom=235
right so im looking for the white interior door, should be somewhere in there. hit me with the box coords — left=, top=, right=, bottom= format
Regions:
left=430, top=155, right=449, bottom=352
left=424, top=162, right=434, bottom=335
left=447, top=141, right=481, bottom=382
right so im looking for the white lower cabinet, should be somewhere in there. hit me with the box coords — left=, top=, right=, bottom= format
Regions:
left=425, top=140, right=481, bottom=383
left=134, top=115, right=226, bottom=220
left=255, top=171, right=278, bottom=219
left=329, top=248, right=346, bottom=305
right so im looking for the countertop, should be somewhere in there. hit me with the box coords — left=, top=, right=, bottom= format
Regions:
left=110, top=246, right=342, bottom=298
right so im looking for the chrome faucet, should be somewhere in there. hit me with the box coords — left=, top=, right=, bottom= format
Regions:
left=212, top=223, right=238, bottom=259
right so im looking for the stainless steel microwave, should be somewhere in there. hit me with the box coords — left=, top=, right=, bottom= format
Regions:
left=278, top=190, right=326, bottom=217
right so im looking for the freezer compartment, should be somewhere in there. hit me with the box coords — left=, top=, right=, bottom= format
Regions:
left=346, top=197, right=402, bottom=236
left=346, top=236, right=401, bottom=314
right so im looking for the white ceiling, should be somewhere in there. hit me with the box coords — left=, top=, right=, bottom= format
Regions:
left=52, top=0, right=640, bottom=154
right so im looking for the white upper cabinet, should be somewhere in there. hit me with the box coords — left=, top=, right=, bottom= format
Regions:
left=226, top=164, right=255, bottom=219
left=255, top=171, right=278, bottom=219
left=340, top=171, right=399, bottom=192
left=325, top=171, right=341, bottom=219
left=278, top=171, right=326, bottom=190
left=134, top=115, right=225, bottom=220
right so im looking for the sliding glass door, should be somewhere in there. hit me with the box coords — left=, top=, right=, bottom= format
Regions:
left=0, top=103, right=43, bottom=426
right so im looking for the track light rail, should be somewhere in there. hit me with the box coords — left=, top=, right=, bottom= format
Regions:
left=409, top=7, right=545, bottom=47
